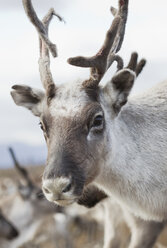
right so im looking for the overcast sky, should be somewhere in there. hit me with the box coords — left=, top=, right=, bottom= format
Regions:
left=1, top=0, right=167, bottom=146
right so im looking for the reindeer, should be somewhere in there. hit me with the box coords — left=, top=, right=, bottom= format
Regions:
left=0, top=209, right=19, bottom=240
left=78, top=187, right=167, bottom=248
left=11, top=0, right=167, bottom=247
left=5, top=149, right=112, bottom=248
left=7, top=147, right=60, bottom=215
left=0, top=147, right=62, bottom=248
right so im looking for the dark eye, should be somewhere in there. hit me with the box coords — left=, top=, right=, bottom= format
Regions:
left=92, top=115, right=103, bottom=128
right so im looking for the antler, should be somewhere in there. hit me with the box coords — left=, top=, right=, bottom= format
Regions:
left=8, top=147, right=35, bottom=190
left=22, top=0, right=57, bottom=57
left=22, top=0, right=64, bottom=93
left=126, top=52, right=146, bottom=76
left=68, top=0, right=129, bottom=88
left=111, top=52, right=146, bottom=113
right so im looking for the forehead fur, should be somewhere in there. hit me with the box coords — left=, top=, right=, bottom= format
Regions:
left=49, top=81, right=91, bottom=117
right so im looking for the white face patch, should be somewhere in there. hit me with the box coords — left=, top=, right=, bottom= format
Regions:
left=43, top=177, right=71, bottom=192
left=42, top=177, right=79, bottom=207
left=49, top=81, right=89, bottom=118
left=43, top=177, right=72, bottom=199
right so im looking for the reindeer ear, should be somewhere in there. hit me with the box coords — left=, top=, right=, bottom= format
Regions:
left=104, top=69, right=135, bottom=114
left=11, top=85, right=45, bottom=117
left=111, top=69, right=135, bottom=113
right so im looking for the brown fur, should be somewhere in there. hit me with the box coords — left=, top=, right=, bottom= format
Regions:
left=47, top=84, right=56, bottom=104
left=0, top=211, right=19, bottom=240
left=78, top=185, right=107, bottom=208
left=42, top=101, right=105, bottom=196
left=83, top=85, right=99, bottom=102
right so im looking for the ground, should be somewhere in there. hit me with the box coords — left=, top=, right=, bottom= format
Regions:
left=0, top=166, right=167, bottom=248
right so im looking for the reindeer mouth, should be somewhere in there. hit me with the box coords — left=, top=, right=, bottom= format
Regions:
left=54, top=198, right=78, bottom=207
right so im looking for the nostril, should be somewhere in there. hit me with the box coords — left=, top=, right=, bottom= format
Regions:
left=43, top=187, right=51, bottom=194
left=62, top=183, right=72, bottom=193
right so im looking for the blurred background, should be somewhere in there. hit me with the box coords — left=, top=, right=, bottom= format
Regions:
left=0, top=0, right=167, bottom=168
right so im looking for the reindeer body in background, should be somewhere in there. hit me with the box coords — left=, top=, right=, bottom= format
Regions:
left=0, top=148, right=62, bottom=248
left=8, top=147, right=58, bottom=212
left=4, top=149, right=125, bottom=248
left=11, top=0, right=167, bottom=247
left=0, top=209, right=18, bottom=241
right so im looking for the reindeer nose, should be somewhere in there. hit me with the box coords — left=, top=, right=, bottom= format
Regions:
left=42, top=177, right=72, bottom=202
left=43, top=181, right=71, bottom=194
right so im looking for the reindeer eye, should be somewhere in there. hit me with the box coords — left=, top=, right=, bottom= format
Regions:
left=91, top=114, right=104, bottom=131
left=88, top=113, right=104, bottom=137
left=93, top=115, right=103, bottom=127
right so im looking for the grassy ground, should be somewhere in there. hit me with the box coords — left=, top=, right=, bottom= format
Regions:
left=0, top=165, right=44, bottom=183
left=0, top=165, right=44, bottom=185
left=0, top=166, right=167, bottom=248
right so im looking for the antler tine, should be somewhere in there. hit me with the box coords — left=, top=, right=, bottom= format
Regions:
left=126, top=52, right=138, bottom=70
left=68, top=15, right=121, bottom=87
left=22, top=0, right=57, bottom=57
left=126, top=52, right=146, bottom=77
left=68, top=0, right=129, bottom=88
left=114, top=0, right=129, bottom=53
left=38, top=9, right=56, bottom=92
left=107, top=0, right=129, bottom=71
left=110, top=7, right=118, bottom=17
left=22, top=0, right=64, bottom=92
left=107, top=54, right=124, bottom=71
left=8, top=147, right=35, bottom=189
left=135, top=59, right=146, bottom=77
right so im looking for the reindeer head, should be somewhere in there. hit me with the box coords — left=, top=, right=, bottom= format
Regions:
left=11, top=0, right=145, bottom=206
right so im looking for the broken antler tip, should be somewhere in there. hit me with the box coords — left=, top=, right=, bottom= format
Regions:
left=110, top=6, right=117, bottom=16
left=49, top=7, right=55, bottom=13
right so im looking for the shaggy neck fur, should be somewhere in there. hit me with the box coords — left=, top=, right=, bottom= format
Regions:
left=95, top=80, right=167, bottom=222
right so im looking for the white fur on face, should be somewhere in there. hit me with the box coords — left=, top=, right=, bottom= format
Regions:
left=95, top=80, right=167, bottom=222
left=49, top=81, right=89, bottom=118
left=42, top=177, right=76, bottom=207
